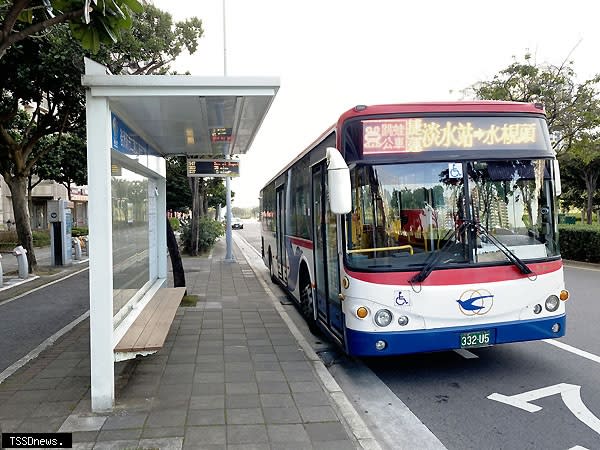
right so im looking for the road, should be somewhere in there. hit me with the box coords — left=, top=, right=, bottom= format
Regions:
left=0, top=269, right=89, bottom=374
left=237, top=219, right=600, bottom=450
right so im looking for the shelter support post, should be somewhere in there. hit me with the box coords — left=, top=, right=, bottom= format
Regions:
left=225, top=166, right=233, bottom=262
left=86, top=92, right=115, bottom=412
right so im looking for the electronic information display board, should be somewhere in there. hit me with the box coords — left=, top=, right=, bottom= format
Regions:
left=187, top=159, right=240, bottom=177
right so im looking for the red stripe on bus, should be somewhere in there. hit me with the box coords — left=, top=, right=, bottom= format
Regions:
left=289, top=236, right=314, bottom=250
left=345, top=259, right=562, bottom=285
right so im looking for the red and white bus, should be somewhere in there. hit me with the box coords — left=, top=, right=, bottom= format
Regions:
left=260, top=102, right=569, bottom=356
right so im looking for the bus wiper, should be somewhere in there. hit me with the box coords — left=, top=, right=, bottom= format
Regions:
left=409, top=223, right=469, bottom=285
left=473, top=223, right=533, bottom=276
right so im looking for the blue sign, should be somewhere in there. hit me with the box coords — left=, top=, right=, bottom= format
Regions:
left=111, top=113, right=159, bottom=157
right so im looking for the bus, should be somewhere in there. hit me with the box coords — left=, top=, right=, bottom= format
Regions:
left=260, top=102, right=569, bottom=356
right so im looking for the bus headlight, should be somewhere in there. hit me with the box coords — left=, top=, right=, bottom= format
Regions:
left=545, top=295, right=560, bottom=312
left=374, top=309, right=393, bottom=327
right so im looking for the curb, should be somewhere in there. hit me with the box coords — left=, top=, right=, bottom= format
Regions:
left=232, top=233, right=382, bottom=450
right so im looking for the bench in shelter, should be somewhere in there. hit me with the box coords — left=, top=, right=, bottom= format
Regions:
left=114, top=287, right=186, bottom=361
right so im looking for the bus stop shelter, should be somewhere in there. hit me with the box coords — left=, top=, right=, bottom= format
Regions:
left=82, top=58, right=279, bottom=411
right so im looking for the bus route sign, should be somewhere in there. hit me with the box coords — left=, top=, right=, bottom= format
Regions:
left=187, top=159, right=240, bottom=177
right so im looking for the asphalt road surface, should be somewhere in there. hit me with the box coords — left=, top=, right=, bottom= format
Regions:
left=238, top=219, right=600, bottom=450
left=0, top=269, right=89, bottom=374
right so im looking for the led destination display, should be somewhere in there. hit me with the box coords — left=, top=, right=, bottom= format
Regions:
left=187, top=159, right=240, bottom=177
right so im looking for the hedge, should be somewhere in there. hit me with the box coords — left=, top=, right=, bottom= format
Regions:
left=559, top=224, right=600, bottom=263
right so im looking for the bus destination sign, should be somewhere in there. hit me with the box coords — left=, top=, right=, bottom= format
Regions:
left=187, top=159, right=240, bottom=177
left=362, top=117, right=545, bottom=154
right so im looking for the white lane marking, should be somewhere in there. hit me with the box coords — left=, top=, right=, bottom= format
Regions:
left=569, top=446, right=590, bottom=450
left=489, top=383, right=600, bottom=435
left=454, top=349, right=479, bottom=359
left=543, top=339, right=600, bottom=365
left=0, top=310, right=90, bottom=384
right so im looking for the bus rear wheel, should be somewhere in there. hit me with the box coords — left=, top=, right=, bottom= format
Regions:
left=300, top=280, right=320, bottom=335
left=269, top=252, right=277, bottom=283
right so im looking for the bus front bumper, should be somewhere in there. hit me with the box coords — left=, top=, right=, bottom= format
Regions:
left=345, top=314, right=566, bottom=357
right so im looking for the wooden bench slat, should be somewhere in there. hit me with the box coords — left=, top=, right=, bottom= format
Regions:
left=114, top=287, right=186, bottom=354
left=115, top=292, right=164, bottom=352
left=144, top=289, right=186, bottom=350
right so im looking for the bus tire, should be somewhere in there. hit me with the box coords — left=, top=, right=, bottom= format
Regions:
left=300, top=276, right=320, bottom=336
left=269, top=251, right=277, bottom=283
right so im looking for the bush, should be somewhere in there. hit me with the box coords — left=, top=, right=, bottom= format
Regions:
left=559, top=224, right=600, bottom=263
left=0, top=230, right=50, bottom=250
left=181, top=217, right=224, bottom=254
left=71, top=227, right=88, bottom=237
left=169, top=217, right=181, bottom=232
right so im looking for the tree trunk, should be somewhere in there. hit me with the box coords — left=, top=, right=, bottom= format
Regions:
left=166, top=217, right=186, bottom=292
left=6, top=175, right=37, bottom=273
left=584, top=170, right=598, bottom=225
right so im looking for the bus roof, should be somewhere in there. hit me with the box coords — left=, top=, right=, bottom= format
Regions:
left=337, top=101, right=545, bottom=126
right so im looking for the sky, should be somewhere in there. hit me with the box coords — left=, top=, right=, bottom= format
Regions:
left=152, top=0, right=600, bottom=208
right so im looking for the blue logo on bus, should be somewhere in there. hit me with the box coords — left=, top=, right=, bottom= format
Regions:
left=456, top=289, right=494, bottom=316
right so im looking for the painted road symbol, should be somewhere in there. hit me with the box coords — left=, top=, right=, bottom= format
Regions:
left=488, top=383, right=600, bottom=437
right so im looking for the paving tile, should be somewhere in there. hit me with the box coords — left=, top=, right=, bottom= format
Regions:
left=138, top=437, right=184, bottom=450
left=187, top=408, right=226, bottom=425
left=226, top=407, right=264, bottom=425
left=225, top=382, right=258, bottom=394
left=101, top=413, right=147, bottom=430
left=298, top=406, right=339, bottom=423
left=90, top=439, right=139, bottom=449
left=192, top=382, right=225, bottom=395
left=290, top=381, right=322, bottom=393
left=16, top=416, right=65, bottom=433
left=293, top=392, right=331, bottom=407
left=226, top=424, right=268, bottom=444
left=313, top=440, right=357, bottom=450
left=304, top=422, right=350, bottom=441
left=146, top=409, right=187, bottom=428
left=141, top=426, right=185, bottom=439
left=267, top=424, right=311, bottom=443
left=189, top=395, right=225, bottom=410
left=59, top=414, right=107, bottom=432
left=258, top=381, right=290, bottom=394
left=184, top=425, right=226, bottom=445
left=263, top=406, right=301, bottom=424
left=96, top=427, right=142, bottom=441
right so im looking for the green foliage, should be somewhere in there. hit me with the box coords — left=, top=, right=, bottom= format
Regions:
left=469, top=53, right=600, bottom=155
left=0, top=0, right=142, bottom=58
left=168, top=217, right=180, bottom=231
left=94, top=3, right=203, bottom=75
left=181, top=217, right=224, bottom=254
left=166, top=156, right=192, bottom=211
left=71, top=226, right=88, bottom=236
left=558, top=224, right=600, bottom=263
left=0, top=230, right=49, bottom=250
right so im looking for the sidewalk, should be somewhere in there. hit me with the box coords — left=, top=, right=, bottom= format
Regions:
left=0, top=238, right=371, bottom=449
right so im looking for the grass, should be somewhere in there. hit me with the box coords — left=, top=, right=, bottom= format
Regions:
left=180, top=295, right=199, bottom=307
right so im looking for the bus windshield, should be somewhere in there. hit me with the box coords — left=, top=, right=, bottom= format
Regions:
left=346, top=160, right=559, bottom=271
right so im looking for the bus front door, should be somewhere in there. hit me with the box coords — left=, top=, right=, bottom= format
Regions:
left=312, top=164, right=344, bottom=339
left=276, top=186, right=287, bottom=282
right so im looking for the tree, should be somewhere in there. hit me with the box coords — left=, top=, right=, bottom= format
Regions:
left=1, top=4, right=203, bottom=272
left=469, top=53, right=600, bottom=155
left=560, top=134, right=600, bottom=224
left=0, top=0, right=142, bottom=60
left=95, top=3, right=203, bottom=75
left=166, top=155, right=192, bottom=212
left=0, top=25, right=85, bottom=271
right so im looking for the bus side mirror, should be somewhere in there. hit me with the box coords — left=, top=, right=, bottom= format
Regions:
left=553, top=159, right=562, bottom=197
left=326, top=147, right=351, bottom=214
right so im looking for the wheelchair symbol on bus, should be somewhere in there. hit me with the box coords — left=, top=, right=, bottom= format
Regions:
left=449, top=163, right=463, bottom=179
left=395, top=291, right=411, bottom=307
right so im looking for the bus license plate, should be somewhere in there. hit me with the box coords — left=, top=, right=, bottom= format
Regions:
left=460, top=330, right=491, bottom=348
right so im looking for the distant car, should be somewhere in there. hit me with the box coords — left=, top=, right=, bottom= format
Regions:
left=232, top=218, right=244, bottom=229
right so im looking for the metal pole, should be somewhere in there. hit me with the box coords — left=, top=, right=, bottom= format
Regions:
left=223, top=0, right=234, bottom=262
left=223, top=0, right=227, bottom=76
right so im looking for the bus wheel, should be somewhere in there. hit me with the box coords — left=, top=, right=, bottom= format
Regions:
left=300, top=280, right=320, bottom=335
left=269, top=253, right=277, bottom=283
